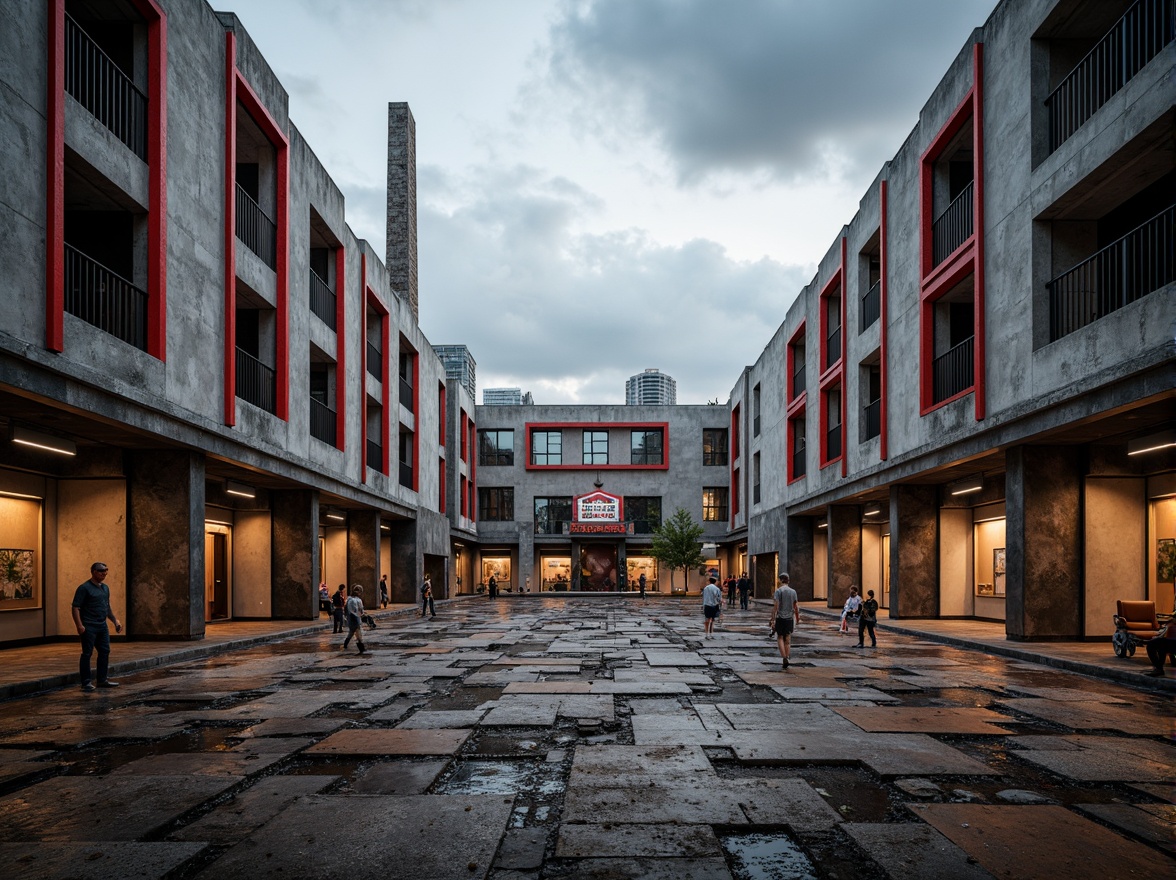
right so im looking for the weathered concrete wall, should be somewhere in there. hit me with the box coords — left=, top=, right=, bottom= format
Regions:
left=890, top=485, right=939, bottom=619
left=827, top=504, right=863, bottom=607
left=347, top=510, right=381, bottom=597
left=387, top=102, right=418, bottom=319
left=785, top=516, right=815, bottom=601
left=1083, top=477, right=1146, bottom=637
left=232, top=509, right=272, bottom=618
left=271, top=489, right=318, bottom=619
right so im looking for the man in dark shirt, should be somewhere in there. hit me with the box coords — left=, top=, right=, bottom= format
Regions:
left=71, top=562, right=122, bottom=692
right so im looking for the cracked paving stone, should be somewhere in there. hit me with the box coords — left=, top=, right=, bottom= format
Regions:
left=0, top=842, right=207, bottom=879
left=306, top=728, right=471, bottom=756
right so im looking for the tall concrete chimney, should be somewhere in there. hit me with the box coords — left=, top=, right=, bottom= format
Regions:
left=386, top=102, right=418, bottom=319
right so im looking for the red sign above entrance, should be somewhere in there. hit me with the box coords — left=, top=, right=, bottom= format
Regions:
left=567, top=522, right=635, bottom=535
left=573, top=490, right=623, bottom=523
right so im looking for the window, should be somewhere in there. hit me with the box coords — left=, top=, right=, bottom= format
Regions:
left=789, top=414, right=807, bottom=481
left=398, top=345, right=416, bottom=414
left=479, top=487, right=514, bottom=522
left=531, top=430, right=562, bottom=465
left=702, top=429, right=728, bottom=466
left=752, top=384, right=761, bottom=437
left=399, top=429, right=414, bottom=489
left=788, top=324, right=806, bottom=401
left=753, top=452, right=761, bottom=505
left=583, top=430, right=608, bottom=465
left=862, top=363, right=881, bottom=442
left=823, top=387, right=842, bottom=465
left=534, top=496, right=572, bottom=535
left=703, top=487, right=728, bottom=522
left=478, top=429, right=514, bottom=466
left=459, top=410, right=468, bottom=461
left=631, top=429, right=663, bottom=465
left=626, top=496, right=662, bottom=533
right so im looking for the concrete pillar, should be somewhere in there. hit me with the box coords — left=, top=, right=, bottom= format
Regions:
left=1006, top=446, right=1083, bottom=639
left=570, top=539, right=582, bottom=589
left=786, top=515, right=814, bottom=601
left=889, top=485, right=938, bottom=618
left=827, top=504, right=862, bottom=608
left=386, top=518, right=417, bottom=603
left=271, top=489, right=318, bottom=619
left=126, top=450, right=204, bottom=639
left=347, top=509, right=380, bottom=600
left=754, top=552, right=777, bottom=600
left=386, top=102, right=418, bottom=319
left=617, top=542, right=628, bottom=590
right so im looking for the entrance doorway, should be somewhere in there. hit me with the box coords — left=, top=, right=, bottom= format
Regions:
left=204, top=524, right=230, bottom=621
left=580, top=544, right=618, bottom=590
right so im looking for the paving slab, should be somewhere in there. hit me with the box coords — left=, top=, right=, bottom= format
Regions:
left=364, top=699, right=418, bottom=723
left=495, top=827, right=550, bottom=870
left=726, top=778, right=843, bottom=831
left=1127, top=782, right=1175, bottom=803
left=397, top=709, right=487, bottom=728
left=997, top=698, right=1171, bottom=735
left=306, top=728, right=472, bottom=757
left=630, top=714, right=723, bottom=746
left=199, top=793, right=513, bottom=879
left=1008, top=735, right=1175, bottom=782
left=2, top=714, right=185, bottom=747
left=238, top=717, right=347, bottom=737
left=1002, top=685, right=1128, bottom=703
left=844, top=822, right=996, bottom=880
left=644, top=652, right=709, bottom=667
left=717, top=703, right=859, bottom=732
left=1075, top=803, right=1176, bottom=853
left=0, top=775, right=239, bottom=841
left=555, top=823, right=721, bottom=858
left=562, top=779, right=748, bottom=825
left=348, top=760, right=449, bottom=795
left=111, top=738, right=311, bottom=777
left=910, top=803, right=1159, bottom=879
left=832, top=706, right=1014, bottom=734
left=0, top=841, right=207, bottom=878
left=729, top=731, right=996, bottom=778
left=502, top=681, right=594, bottom=694
left=546, top=857, right=733, bottom=879
left=480, top=696, right=561, bottom=726
left=770, top=686, right=898, bottom=702
left=171, top=775, right=337, bottom=842
left=588, top=681, right=693, bottom=696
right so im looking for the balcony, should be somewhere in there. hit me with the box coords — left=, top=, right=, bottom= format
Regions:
left=309, top=269, right=336, bottom=330
left=399, top=461, right=414, bottom=489
left=932, top=335, right=975, bottom=403
left=64, top=244, right=147, bottom=350
left=1046, top=0, right=1174, bottom=153
left=65, top=14, right=146, bottom=160
left=235, top=183, right=277, bottom=269
left=366, top=341, right=382, bottom=379
left=931, top=180, right=974, bottom=267
left=826, top=426, right=842, bottom=461
left=1048, top=205, right=1173, bottom=341
left=399, top=376, right=415, bottom=412
left=825, top=326, right=841, bottom=368
left=792, top=362, right=806, bottom=399
left=861, top=280, right=881, bottom=331
left=792, top=441, right=806, bottom=479
left=863, top=398, right=881, bottom=441
left=235, top=347, right=276, bottom=413
left=309, top=396, right=336, bottom=446
left=366, top=439, right=382, bottom=471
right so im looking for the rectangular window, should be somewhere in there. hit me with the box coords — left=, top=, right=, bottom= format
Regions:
left=478, top=487, right=514, bottom=521
left=478, top=429, right=514, bottom=466
left=703, top=487, right=728, bottom=522
left=790, top=413, right=807, bottom=481
left=460, top=475, right=467, bottom=517
left=753, top=452, right=761, bottom=505
left=534, top=496, right=573, bottom=535
left=626, top=496, right=662, bottom=533
left=583, top=429, right=608, bottom=465
left=631, top=429, right=663, bottom=465
left=398, top=429, right=414, bottom=489
left=438, top=458, right=446, bottom=513
left=752, top=384, right=761, bottom=437
left=702, top=428, right=728, bottom=466
left=531, top=430, right=562, bottom=465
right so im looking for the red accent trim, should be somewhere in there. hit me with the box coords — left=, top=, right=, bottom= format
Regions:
left=879, top=180, right=889, bottom=461
left=468, top=415, right=476, bottom=522
left=132, top=0, right=167, bottom=359
left=786, top=321, right=805, bottom=404
left=919, top=86, right=975, bottom=280
left=223, top=32, right=237, bottom=426
left=973, top=43, right=986, bottom=422
left=918, top=243, right=977, bottom=416
left=411, top=346, right=419, bottom=491
left=840, top=237, right=847, bottom=478
left=46, top=0, right=65, bottom=353
left=380, top=313, right=390, bottom=475
left=460, top=474, right=468, bottom=517
left=817, top=268, right=843, bottom=379
left=334, top=246, right=346, bottom=450
left=523, top=422, right=671, bottom=471
left=460, top=409, right=468, bottom=461
left=438, top=383, right=446, bottom=446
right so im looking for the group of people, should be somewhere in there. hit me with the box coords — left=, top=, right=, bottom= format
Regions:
left=839, top=585, right=880, bottom=647
left=722, top=573, right=753, bottom=609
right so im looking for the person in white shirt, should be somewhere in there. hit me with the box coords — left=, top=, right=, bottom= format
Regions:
left=701, top=576, right=723, bottom=639
left=840, top=586, right=862, bottom=634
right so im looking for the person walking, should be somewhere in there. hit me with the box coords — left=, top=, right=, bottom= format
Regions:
left=855, top=589, right=879, bottom=648
left=725, top=575, right=737, bottom=607
left=420, top=573, right=435, bottom=619
left=342, top=585, right=366, bottom=654
left=840, top=586, right=862, bottom=635
left=702, top=575, right=723, bottom=639
left=488, top=574, right=498, bottom=599
left=379, top=574, right=389, bottom=609
left=638, top=572, right=647, bottom=601
left=72, top=562, right=122, bottom=692
left=331, top=583, right=347, bottom=634
left=771, top=572, right=800, bottom=669
left=737, top=572, right=751, bottom=610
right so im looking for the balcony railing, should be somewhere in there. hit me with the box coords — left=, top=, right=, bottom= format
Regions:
left=792, top=441, right=806, bottom=478
left=792, top=362, right=806, bottom=399
left=64, top=244, right=147, bottom=350
left=932, top=335, right=975, bottom=404
left=861, top=280, right=881, bottom=331
left=366, top=439, right=382, bottom=471
left=826, top=426, right=842, bottom=461
left=399, top=377, right=415, bottom=412
left=235, top=184, right=277, bottom=269
left=235, top=347, right=276, bottom=413
left=309, top=269, right=336, bottom=330
left=825, top=326, right=841, bottom=368
left=65, top=14, right=147, bottom=160
left=399, top=461, right=414, bottom=489
left=366, top=341, right=382, bottom=379
left=1048, top=205, right=1174, bottom=342
left=309, top=396, right=336, bottom=446
left=932, top=180, right=974, bottom=267
left=863, top=398, right=881, bottom=441
left=1046, top=0, right=1175, bottom=153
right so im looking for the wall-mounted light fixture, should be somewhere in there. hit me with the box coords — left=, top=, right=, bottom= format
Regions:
left=0, top=489, right=44, bottom=501
left=948, top=474, right=984, bottom=496
left=863, top=505, right=882, bottom=518
left=1127, top=428, right=1176, bottom=456
left=12, top=426, right=76, bottom=457
left=326, top=511, right=346, bottom=522
left=225, top=480, right=256, bottom=499
left=816, top=520, right=828, bottom=530
left=380, top=523, right=391, bottom=532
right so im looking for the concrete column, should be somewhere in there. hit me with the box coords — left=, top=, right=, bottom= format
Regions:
left=889, top=485, right=938, bottom=618
left=385, top=518, right=417, bottom=603
left=1006, top=446, right=1083, bottom=640
left=271, top=489, right=318, bottom=619
left=754, top=552, right=778, bottom=600
left=617, top=542, right=628, bottom=590
left=786, top=515, right=814, bottom=601
left=518, top=525, right=535, bottom=594
left=570, top=539, right=581, bottom=589
left=347, top=509, right=380, bottom=600
left=827, top=504, right=862, bottom=608
left=386, top=102, right=418, bottom=319
left=126, top=450, right=205, bottom=639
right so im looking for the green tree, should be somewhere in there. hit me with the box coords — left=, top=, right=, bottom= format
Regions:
left=649, top=507, right=705, bottom=593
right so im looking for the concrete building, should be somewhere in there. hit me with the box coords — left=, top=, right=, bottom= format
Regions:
left=483, top=388, right=534, bottom=406
left=432, top=344, right=476, bottom=399
left=626, top=368, right=677, bottom=405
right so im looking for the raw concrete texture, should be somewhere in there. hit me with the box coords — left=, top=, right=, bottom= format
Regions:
left=1075, top=803, right=1176, bottom=853
left=555, top=823, right=721, bottom=859
left=171, top=775, right=337, bottom=842
left=348, top=760, right=448, bottom=795
left=845, top=822, right=997, bottom=880
left=271, top=490, right=318, bottom=620
left=727, top=777, right=844, bottom=831
left=306, top=728, right=471, bottom=756
left=890, top=484, right=939, bottom=618
left=0, top=842, right=207, bottom=879
left=832, top=706, right=1014, bottom=734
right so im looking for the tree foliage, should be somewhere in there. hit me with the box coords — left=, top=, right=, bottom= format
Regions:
left=649, top=507, right=705, bottom=592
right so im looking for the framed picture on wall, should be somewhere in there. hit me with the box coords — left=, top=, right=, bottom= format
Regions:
left=993, top=548, right=1006, bottom=597
left=1158, top=538, right=1176, bottom=583
left=0, top=549, right=39, bottom=610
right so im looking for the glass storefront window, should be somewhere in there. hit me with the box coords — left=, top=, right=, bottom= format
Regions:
left=481, top=557, right=511, bottom=592
left=0, top=493, right=43, bottom=611
left=542, top=556, right=572, bottom=591
left=626, top=556, right=659, bottom=591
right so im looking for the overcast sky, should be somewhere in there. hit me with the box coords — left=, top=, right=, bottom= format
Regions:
left=226, top=0, right=998, bottom=405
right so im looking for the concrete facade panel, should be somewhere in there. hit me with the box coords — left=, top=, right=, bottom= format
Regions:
left=1084, top=477, right=1146, bottom=637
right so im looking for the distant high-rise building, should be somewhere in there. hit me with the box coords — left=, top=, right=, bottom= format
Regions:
left=626, top=369, right=676, bottom=405
left=484, top=387, right=534, bottom=406
left=432, top=345, right=476, bottom=398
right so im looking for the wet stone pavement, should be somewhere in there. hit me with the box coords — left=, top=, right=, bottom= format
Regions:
left=0, top=598, right=1172, bottom=880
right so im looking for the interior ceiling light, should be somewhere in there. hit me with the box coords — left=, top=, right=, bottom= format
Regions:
left=949, top=474, right=984, bottom=496
left=817, top=521, right=828, bottom=529
left=225, top=479, right=256, bottom=499
left=12, top=426, right=76, bottom=457
left=326, top=512, right=346, bottom=522
left=0, top=490, right=44, bottom=501
left=864, top=506, right=882, bottom=517
left=1127, top=428, right=1176, bottom=456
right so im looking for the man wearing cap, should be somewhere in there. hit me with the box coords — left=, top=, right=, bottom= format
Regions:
left=771, top=572, right=800, bottom=669
left=72, top=562, right=122, bottom=692
left=701, top=575, right=723, bottom=639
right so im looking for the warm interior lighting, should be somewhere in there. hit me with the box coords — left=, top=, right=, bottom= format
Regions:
left=1127, top=429, right=1176, bottom=456
left=864, top=506, right=882, bottom=517
left=381, top=524, right=391, bottom=532
left=225, top=480, right=256, bottom=499
left=326, top=512, right=345, bottom=522
left=12, top=426, right=76, bottom=456
left=817, top=521, right=828, bottom=530
left=949, top=475, right=984, bottom=496
left=0, top=490, right=43, bottom=501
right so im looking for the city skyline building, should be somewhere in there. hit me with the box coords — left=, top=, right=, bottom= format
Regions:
left=432, top=344, right=476, bottom=399
left=625, top=369, right=677, bottom=406
left=483, top=388, right=534, bottom=406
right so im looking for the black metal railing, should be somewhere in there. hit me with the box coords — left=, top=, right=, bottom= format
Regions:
left=792, top=440, right=806, bottom=478
left=235, top=183, right=277, bottom=269
left=825, top=325, right=841, bottom=367
left=64, top=244, right=147, bottom=350
left=932, top=180, right=974, bottom=267
left=65, top=14, right=147, bottom=160
left=366, top=439, right=382, bottom=471
left=792, top=362, right=806, bottom=399
left=309, top=269, right=336, bottom=330
left=309, top=397, right=336, bottom=446
left=399, top=461, right=413, bottom=489
left=863, top=398, right=881, bottom=441
left=366, top=341, right=382, bottom=379
left=1046, top=0, right=1175, bottom=153
left=932, top=335, right=975, bottom=403
left=826, top=426, right=842, bottom=461
left=399, top=377, right=414, bottom=412
left=1048, top=205, right=1174, bottom=341
left=235, top=347, right=276, bottom=413
left=861, top=280, right=881, bottom=331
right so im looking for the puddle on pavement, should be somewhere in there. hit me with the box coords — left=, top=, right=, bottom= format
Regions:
left=62, top=726, right=242, bottom=776
left=720, top=832, right=819, bottom=880
left=435, top=759, right=567, bottom=827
